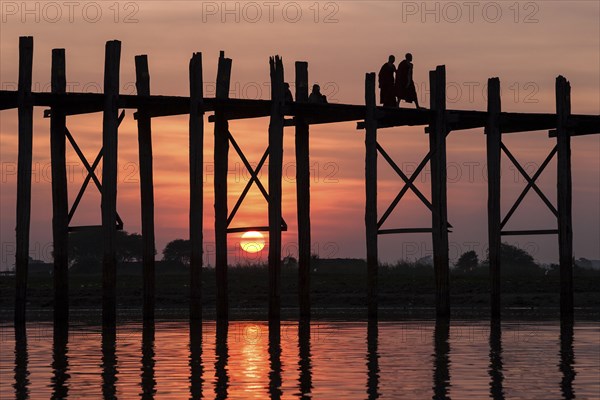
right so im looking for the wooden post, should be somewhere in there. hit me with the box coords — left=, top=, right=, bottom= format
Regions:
left=486, top=78, right=501, bottom=319
left=189, top=52, right=204, bottom=321
left=215, top=320, right=229, bottom=398
left=298, top=318, right=312, bottom=397
left=556, top=76, right=573, bottom=321
left=268, top=320, right=282, bottom=400
left=429, top=66, right=450, bottom=319
left=135, top=55, right=156, bottom=322
left=141, top=320, right=156, bottom=399
left=364, top=72, right=378, bottom=320
left=15, top=36, right=34, bottom=323
left=52, top=320, right=69, bottom=399
left=189, top=319, right=203, bottom=399
left=101, top=325, right=117, bottom=399
left=295, top=61, right=311, bottom=320
left=367, top=319, right=380, bottom=399
left=268, top=56, right=285, bottom=321
left=214, top=52, right=232, bottom=321
left=51, top=48, right=69, bottom=323
left=101, top=40, right=121, bottom=327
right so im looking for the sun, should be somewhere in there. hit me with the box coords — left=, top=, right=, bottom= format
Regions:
left=240, top=231, right=265, bottom=253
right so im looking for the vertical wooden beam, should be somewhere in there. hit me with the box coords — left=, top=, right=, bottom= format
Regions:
left=364, top=72, right=378, bottom=320
left=51, top=48, right=69, bottom=323
left=429, top=65, right=450, bottom=319
left=15, top=36, right=33, bottom=323
left=135, top=55, right=156, bottom=322
left=295, top=61, right=311, bottom=320
left=189, top=52, right=204, bottom=321
left=366, top=319, right=380, bottom=399
left=101, top=40, right=121, bottom=327
left=268, top=320, right=282, bottom=399
left=556, top=76, right=573, bottom=322
left=214, top=52, right=232, bottom=321
left=189, top=319, right=203, bottom=399
left=298, top=318, right=312, bottom=397
left=268, top=56, right=285, bottom=322
left=486, top=77, right=502, bottom=319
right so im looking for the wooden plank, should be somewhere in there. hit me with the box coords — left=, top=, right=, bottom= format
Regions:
left=486, top=77, right=501, bottom=319
left=214, top=52, right=232, bottom=321
left=189, top=52, right=204, bottom=321
left=15, top=36, right=34, bottom=323
left=378, top=228, right=432, bottom=235
left=227, top=226, right=288, bottom=234
left=135, top=55, right=156, bottom=322
left=429, top=66, right=450, bottom=319
left=364, top=72, right=378, bottom=320
left=50, top=48, right=69, bottom=323
left=295, top=61, right=311, bottom=321
left=1, top=88, right=598, bottom=134
left=556, top=76, right=573, bottom=322
left=101, top=40, right=121, bottom=327
left=501, top=229, right=558, bottom=236
left=268, top=56, right=285, bottom=321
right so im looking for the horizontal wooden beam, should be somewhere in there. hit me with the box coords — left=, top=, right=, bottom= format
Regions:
left=69, top=224, right=124, bottom=232
left=1, top=89, right=598, bottom=134
left=226, top=225, right=287, bottom=234
left=500, top=229, right=558, bottom=236
left=378, top=228, right=433, bottom=235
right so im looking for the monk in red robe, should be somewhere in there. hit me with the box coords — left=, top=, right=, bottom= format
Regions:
left=396, top=53, right=421, bottom=109
left=378, top=55, right=397, bottom=107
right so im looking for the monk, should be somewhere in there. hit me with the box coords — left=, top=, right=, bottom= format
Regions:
left=308, top=84, right=328, bottom=104
left=396, top=53, right=421, bottom=109
left=378, top=55, right=397, bottom=107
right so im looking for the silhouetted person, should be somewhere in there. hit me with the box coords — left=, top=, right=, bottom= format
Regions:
left=284, top=82, right=294, bottom=103
left=378, top=55, right=397, bottom=107
left=396, top=53, right=421, bottom=109
left=308, top=84, right=327, bottom=104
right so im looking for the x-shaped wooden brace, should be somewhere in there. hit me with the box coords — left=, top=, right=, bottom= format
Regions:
left=500, top=142, right=558, bottom=229
left=66, top=110, right=126, bottom=230
left=376, top=141, right=453, bottom=233
left=226, top=130, right=287, bottom=233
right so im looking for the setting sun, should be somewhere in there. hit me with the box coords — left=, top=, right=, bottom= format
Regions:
left=240, top=231, right=266, bottom=253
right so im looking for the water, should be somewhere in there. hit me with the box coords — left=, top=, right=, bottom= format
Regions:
left=1, top=319, right=598, bottom=399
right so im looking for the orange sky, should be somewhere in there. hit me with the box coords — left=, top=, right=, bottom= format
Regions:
left=1, top=1, right=599, bottom=268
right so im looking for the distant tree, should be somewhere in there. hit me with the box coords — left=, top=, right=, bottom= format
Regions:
left=283, top=255, right=298, bottom=267
left=162, top=239, right=191, bottom=266
left=69, top=230, right=144, bottom=272
left=455, top=250, right=479, bottom=273
left=485, top=242, right=540, bottom=275
left=116, top=232, right=144, bottom=263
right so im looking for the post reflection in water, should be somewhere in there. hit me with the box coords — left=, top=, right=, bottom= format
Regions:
left=51, top=321, right=70, bottom=400
left=101, top=325, right=118, bottom=400
left=140, top=320, right=156, bottom=399
left=488, top=319, right=505, bottom=400
left=559, top=320, right=576, bottom=400
left=189, top=320, right=203, bottom=400
left=268, top=321, right=283, bottom=400
left=297, top=319, right=313, bottom=399
left=214, top=320, right=229, bottom=400
left=366, top=319, right=380, bottom=400
left=432, top=318, right=451, bottom=400
left=14, top=323, right=29, bottom=400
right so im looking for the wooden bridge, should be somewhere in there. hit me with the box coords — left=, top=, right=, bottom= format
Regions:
left=3, top=37, right=599, bottom=325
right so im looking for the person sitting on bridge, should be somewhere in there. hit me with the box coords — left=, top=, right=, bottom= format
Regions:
left=396, top=53, right=421, bottom=109
left=284, top=82, right=294, bottom=103
left=308, top=84, right=328, bottom=104
left=378, top=55, right=397, bottom=107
